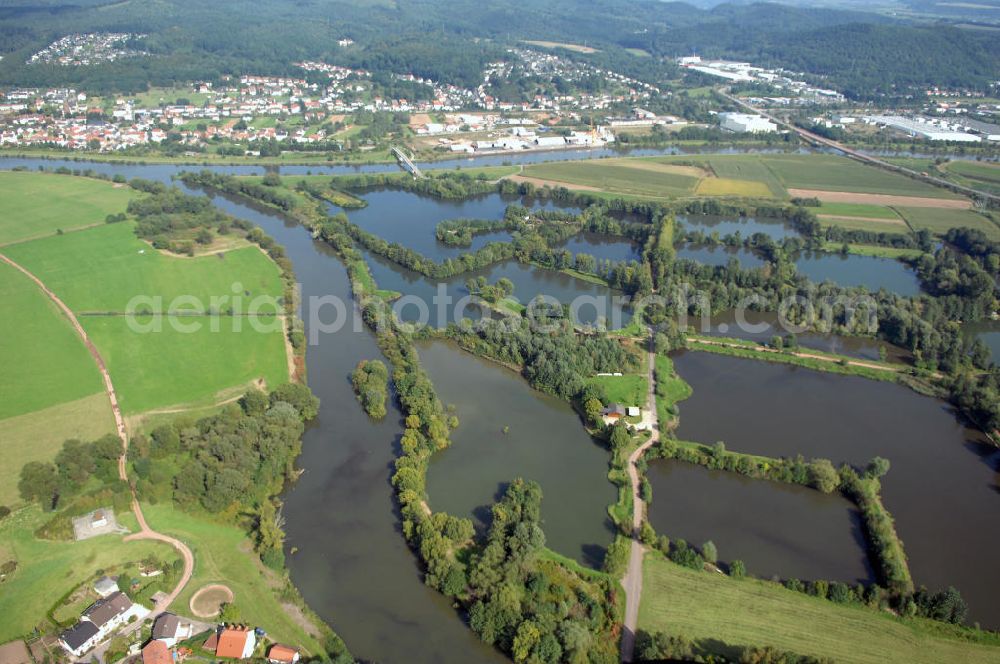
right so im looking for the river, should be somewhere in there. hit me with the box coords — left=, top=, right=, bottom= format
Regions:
left=197, top=191, right=509, bottom=663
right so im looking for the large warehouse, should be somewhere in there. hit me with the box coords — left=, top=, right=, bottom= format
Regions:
left=863, top=115, right=981, bottom=142
left=719, top=112, right=778, bottom=133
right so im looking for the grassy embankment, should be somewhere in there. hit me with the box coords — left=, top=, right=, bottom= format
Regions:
left=682, top=335, right=940, bottom=392
left=140, top=503, right=330, bottom=654
left=639, top=555, right=1000, bottom=664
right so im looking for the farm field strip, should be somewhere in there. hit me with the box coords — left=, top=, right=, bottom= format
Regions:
left=894, top=207, right=1000, bottom=239
left=787, top=189, right=972, bottom=209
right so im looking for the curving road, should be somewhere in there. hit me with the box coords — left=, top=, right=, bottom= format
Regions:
left=0, top=253, right=195, bottom=616
left=619, top=337, right=660, bottom=663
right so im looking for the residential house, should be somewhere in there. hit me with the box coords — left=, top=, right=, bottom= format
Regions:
left=151, top=613, right=193, bottom=647
left=59, top=591, right=148, bottom=657
left=59, top=622, right=100, bottom=657
left=142, top=640, right=173, bottom=664
left=215, top=627, right=257, bottom=659
left=267, top=645, right=300, bottom=664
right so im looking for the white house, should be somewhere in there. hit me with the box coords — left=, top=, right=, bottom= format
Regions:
left=151, top=613, right=194, bottom=647
left=60, top=592, right=149, bottom=657
left=215, top=627, right=257, bottom=659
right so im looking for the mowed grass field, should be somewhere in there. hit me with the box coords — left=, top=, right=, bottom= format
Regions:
left=942, top=160, right=1000, bottom=195
left=3, top=222, right=283, bottom=313
left=0, top=171, right=137, bottom=245
left=896, top=207, right=1000, bottom=239
left=675, top=155, right=786, bottom=197
left=0, top=260, right=104, bottom=418
left=945, top=160, right=1000, bottom=186
left=816, top=202, right=904, bottom=220
left=640, top=556, right=1000, bottom=664
left=588, top=373, right=647, bottom=406
left=83, top=315, right=288, bottom=414
left=0, top=505, right=172, bottom=642
left=142, top=503, right=326, bottom=654
left=2, top=174, right=291, bottom=446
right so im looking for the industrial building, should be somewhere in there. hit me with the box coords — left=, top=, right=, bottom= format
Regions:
left=719, top=112, right=777, bottom=133
left=956, top=117, right=1000, bottom=141
left=862, top=115, right=981, bottom=142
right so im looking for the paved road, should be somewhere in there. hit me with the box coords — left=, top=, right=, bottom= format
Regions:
left=0, top=253, right=196, bottom=633
left=619, top=338, right=660, bottom=663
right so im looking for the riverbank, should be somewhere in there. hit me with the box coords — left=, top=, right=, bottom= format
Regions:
left=639, top=555, right=1000, bottom=664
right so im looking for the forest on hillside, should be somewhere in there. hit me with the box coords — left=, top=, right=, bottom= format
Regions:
left=0, top=0, right=997, bottom=98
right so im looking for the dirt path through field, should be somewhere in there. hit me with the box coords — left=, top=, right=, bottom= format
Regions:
left=620, top=337, right=659, bottom=663
left=788, top=188, right=972, bottom=209
left=0, top=251, right=195, bottom=619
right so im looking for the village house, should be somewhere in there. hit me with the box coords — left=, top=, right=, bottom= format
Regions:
left=151, top=613, right=194, bottom=647
left=601, top=404, right=640, bottom=425
left=266, top=644, right=300, bottom=664
left=59, top=591, right=148, bottom=657
left=212, top=627, right=257, bottom=659
left=141, top=640, right=174, bottom=664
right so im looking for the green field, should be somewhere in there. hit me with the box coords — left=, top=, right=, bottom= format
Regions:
left=895, top=207, right=1000, bottom=239
left=522, top=160, right=701, bottom=198
left=945, top=160, right=1000, bottom=186
left=3, top=222, right=283, bottom=313
left=2, top=177, right=291, bottom=420
left=83, top=315, right=288, bottom=414
left=0, top=505, right=173, bottom=642
left=521, top=153, right=960, bottom=202
left=142, top=503, right=326, bottom=654
left=816, top=202, right=904, bottom=220
left=588, top=371, right=647, bottom=406
left=0, top=172, right=137, bottom=245
left=639, top=556, right=1000, bottom=664
left=678, top=155, right=786, bottom=197
left=762, top=154, right=959, bottom=198
left=0, top=260, right=105, bottom=419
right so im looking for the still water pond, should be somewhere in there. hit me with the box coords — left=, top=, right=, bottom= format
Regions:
left=677, top=214, right=799, bottom=241
left=419, top=341, right=616, bottom=567
left=672, top=350, right=1000, bottom=627
left=646, top=460, right=874, bottom=584
left=793, top=251, right=920, bottom=296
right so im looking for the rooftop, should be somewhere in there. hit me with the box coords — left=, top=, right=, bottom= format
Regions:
left=142, top=641, right=173, bottom=664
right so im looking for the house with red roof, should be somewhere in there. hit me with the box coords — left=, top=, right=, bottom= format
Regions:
left=214, top=627, right=256, bottom=659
